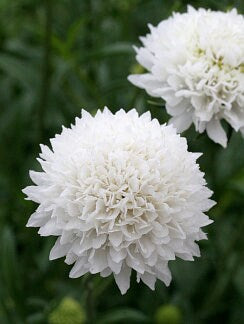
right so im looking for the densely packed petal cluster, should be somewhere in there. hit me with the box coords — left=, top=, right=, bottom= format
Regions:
left=23, top=108, right=214, bottom=294
left=128, top=6, right=244, bottom=147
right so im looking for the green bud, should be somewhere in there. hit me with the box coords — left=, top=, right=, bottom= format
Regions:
left=49, top=297, right=85, bottom=324
left=155, top=304, right=182, bottom=324
left=130, top=63, right=146, bottom=75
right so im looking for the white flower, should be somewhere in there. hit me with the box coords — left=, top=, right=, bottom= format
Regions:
left=128, top=6, right=244, bottom=147
left=23, top=108, right=214, bottom=294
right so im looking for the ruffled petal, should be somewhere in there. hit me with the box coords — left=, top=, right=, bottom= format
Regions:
left=169, top=113, right=192, bottom=132
left=114, top=265, right=131, bottom=295
left=206, top=119, right=227, bottom=148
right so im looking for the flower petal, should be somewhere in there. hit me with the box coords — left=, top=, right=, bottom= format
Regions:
left=114, top=265, right=131, bottom=295
left=169, top=113, right=192, bottom=132
left=206, top=119, right=227, bottom=148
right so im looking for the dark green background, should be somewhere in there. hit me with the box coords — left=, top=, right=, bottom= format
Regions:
left=0, top=0, right=243, bottom=323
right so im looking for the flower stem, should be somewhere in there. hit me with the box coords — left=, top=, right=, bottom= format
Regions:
left=38, top=0, right=52, bottom=143
left=84, top=274, right=95, bottom=323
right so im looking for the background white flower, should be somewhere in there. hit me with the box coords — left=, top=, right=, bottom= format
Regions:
left=23, top=108, right=214, bottom=294
left=128, top=6, right=244, bottom=147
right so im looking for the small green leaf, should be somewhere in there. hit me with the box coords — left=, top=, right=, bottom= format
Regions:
left=0, top=53, right=38, bottom=88
left=0, top=226, right=21, bottom=296
left=98, top=308, right=148, bottom=323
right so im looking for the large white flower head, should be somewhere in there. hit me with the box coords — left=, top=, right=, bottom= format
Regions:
left=128, top=6, right=244, bottom=147
left=23, top=108, right=214, bottom=294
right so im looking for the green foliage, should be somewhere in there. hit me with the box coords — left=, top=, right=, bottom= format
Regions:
left=0, top=0, right=243, bottom=323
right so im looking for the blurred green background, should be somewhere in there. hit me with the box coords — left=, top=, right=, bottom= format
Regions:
left=0, top=0, right=244, bottom=323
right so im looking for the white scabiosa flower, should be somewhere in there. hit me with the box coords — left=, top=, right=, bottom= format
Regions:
left=128, top=6, right=244, bottom=147
left=23, top=108, right=214, bottom=294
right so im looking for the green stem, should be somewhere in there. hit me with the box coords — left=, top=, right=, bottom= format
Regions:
left=147, top=99, right=164, bottom=107
left=84, top=274, right=95, bottom=324
left=38, top=0, right=52, bottom=143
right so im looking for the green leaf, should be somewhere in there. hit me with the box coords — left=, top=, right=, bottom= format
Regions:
left=0, top=226, right=21, bottom=297
left=76, top=42, right=134, bottom=62
left=0, top=53, right=38, bottom=88
left=26, top=312, right=46, bottom=323
left=98, top=308, right=149, bottom=324
left=231, top=168, right=244, bottom=195
left=233, top=265, right=244, bottom=297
